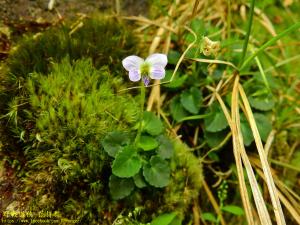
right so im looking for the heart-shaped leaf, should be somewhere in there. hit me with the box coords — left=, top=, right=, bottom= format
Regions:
left=156, top=135, right=174, bottom=159
left=180, top=87, right=202, bottom=114
left=138, top=135, right=159, bottom=151
left=170, top=96, right=189, bottom=122
left=204, top=103, right=228, bottom=132
left=143, top=111, right=163, bottom=136
left=254, top=113, right=272, bottom=141
left=133, top=172, right=147, bottom=188
left=143, top=156, right=170, bottom=188
left=112, top=146, right=142, bottom=178
left=249, top=94, right=275, bottom=111
left=109, top=175, right=134, bottom=200
left=102, top=131, right=130, bottom=157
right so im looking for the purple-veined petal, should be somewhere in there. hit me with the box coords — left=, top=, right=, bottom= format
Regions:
left=145, top=53, right=167, bottom=68
left=149, top=67, right=165, bottom=80
left=142, top=76, right=150, bottom=86
left=122, top=55, right=144, bottom=71
left=129, top=70, right=141, bottom=82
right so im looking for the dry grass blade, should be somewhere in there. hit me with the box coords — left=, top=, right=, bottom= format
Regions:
left=254, top=168, right=300, bottom=224
left=232, top=76, right=272, bottom=225
left=230, top=76, right=255, bottom=225
left=249, top=155, right=300, bottom=213
left=239, top=85, right=286, bottom=225
left=188, top=58, right=238, bottom=70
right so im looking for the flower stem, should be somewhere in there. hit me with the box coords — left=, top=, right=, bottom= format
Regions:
left=134, top=81, right=145, bottom=145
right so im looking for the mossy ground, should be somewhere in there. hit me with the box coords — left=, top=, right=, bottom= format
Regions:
left=0, top=15, right=203, bottom=225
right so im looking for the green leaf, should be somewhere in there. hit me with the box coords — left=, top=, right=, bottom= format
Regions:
left=138, top=135, right=159, bottom=151
left=202, top=212, right=218, bottom=222
left=254, top=113, right=272, bottom=141
left=180, top=87, right=202, bottom=114
left=109, top=175, right=134, bottom=200
left=151, top=212, right=179, bottom=225
left=143, top=156, right=170, bottom=188
left=133, top=172, right=147, bottom=188
left=162, top=70, right=187, bottom=89
left=222, top=205, right=244, bottom=216
left=156, top=135, right=174, bottom=159
left=249, top=94, right=275, bottom=111
left=143, top=111, right=163, bottom=136
left=112, top=146, right=142, bottom=178
left=102, top=131, right=130, bottom=157
left=204, top=103, right=228, bottom=132
left=168, top=50, right=181, bottom=65
left=170, top=96, right=189, bottom=122
left=240, top=113, right=272, bottom=145
left=204, top=129, right=228, bottom=148
left=240, top=113, right=254, bottom=146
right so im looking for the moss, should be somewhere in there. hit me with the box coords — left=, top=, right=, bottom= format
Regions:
left=7, top=15, right=137, bottom=79
left=163, top=139, right=203, bottom=219
left=21, top=58, right=138, bottom=224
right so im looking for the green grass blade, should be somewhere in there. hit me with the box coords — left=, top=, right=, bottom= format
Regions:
left=239, top=0, right=256, bottom=67
left=240, top=21, right=300, bottom=71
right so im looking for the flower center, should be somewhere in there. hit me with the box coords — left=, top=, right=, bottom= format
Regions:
left=140, top=62, right=150, bottom=76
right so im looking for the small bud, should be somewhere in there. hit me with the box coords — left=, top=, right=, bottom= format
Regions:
left=201, top=36, right=220, bottom=56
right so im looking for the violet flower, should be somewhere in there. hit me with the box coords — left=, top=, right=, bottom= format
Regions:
left=122, top=53, right=168, bottom=86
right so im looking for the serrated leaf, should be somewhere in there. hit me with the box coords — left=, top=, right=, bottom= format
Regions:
left=222, top=205, right=244, bottom=216
left=204, top=103, right=228, bottom=132
left=157, top=135, right=174, bottom=159
left=170, top=96, right=189, bottom=122
left=112, top=146, right=142, bottom=178
left=180, top=87, right=202, bottom=114
left=151, top=212, right=178, bottom=225
left=102, top=131, right=130, bottom=157
left=133, top=172, right=147, bottom=188
left=109, top=175, right=134, bottom=200
left=143, top=156, right=170, bottom=188
left=143, top=111, right=163, bottom=136
left=138, top=135, right=159, bottom=151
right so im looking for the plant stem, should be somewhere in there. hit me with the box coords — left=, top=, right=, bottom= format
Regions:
left=239, top=0, right=256, bottom=68
left=134, top=82, right=146, bottom=145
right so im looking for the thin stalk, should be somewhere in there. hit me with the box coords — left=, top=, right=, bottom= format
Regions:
left=239, top=0, right=256, bottom=67
left=240, top=21, right=300, bottom=71
left=134, top=82, right=146, bottom=145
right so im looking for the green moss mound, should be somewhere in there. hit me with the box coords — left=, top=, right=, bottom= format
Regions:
left=22, top=58, right=138, bottom=223
left=8, top=16, right=137, bottom=78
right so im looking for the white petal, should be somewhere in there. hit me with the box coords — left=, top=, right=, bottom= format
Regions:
left=129, top=70, right=141, bottom=82
left=149, top=67, right=165, bottom=80
left=145, top=53, right=167, bottom=68
left=122, top=55, right=144, bottom=71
